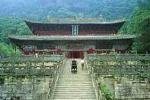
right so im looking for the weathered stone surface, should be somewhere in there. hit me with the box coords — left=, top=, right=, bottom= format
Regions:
left=53, top=59, right=96, bottom=100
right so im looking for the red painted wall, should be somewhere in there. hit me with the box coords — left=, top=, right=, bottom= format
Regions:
left=35, top=30, right=116, bottom=35
left=78, top=24, right=118, bottom=35
left=35, top=30, right=71, bottom=35
left=67, top=51, right=84, bottom=58
left=79, top=30, right=116, bottom=35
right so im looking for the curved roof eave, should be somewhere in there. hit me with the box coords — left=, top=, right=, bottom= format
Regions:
left=25, top=19, right=126, bottom=25
left=9, top=35, right=136, bottom=41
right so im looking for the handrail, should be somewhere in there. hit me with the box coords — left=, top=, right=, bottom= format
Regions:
left=0, top=55, right=64, bottom=62
left=50, top=59, right=66, bottom=99
left=87, top=54, right=150, bottom=61
left=48, top=62, right=63, bottom=99
left=86, top=60, right=105, bottom=100
left=0, top=61, right=63, bottom=76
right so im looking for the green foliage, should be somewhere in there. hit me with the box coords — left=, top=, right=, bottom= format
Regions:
left=0, top=43, right=21, bottom=57
left=0, top=17, right=29, bottom=56
left=100, top=84, right=113, bottom=100
left=0, top=76, right=5, bottom=84
left=123, top=9, right=150, bottom=35
left=127, top=10, right=150, bottom=53
left=137, top=0, right=150, bottom=10
left=0, top=0, right=138, bottom=21
left=121, top=0, right=150, bottom=53
left=0, top=0, right=144, bottom=56
left=0, top=17, right=32, bottom=42
left=137, top=18, right=150, bottom=53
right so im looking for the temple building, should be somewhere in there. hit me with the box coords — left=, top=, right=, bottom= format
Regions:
left=9, top=18, right=136, bottom=58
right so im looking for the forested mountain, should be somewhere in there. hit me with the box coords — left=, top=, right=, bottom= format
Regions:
left=0, top=0, right=149, bottom=56
left=0, top=0, right=139, bottom=21
left=121, top=0, right=150, bottom=53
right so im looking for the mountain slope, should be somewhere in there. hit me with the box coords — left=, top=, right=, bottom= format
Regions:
left=0, top=0, right=139, bottom=21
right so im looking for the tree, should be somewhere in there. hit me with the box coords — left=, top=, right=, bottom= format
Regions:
left=121, top=0, right=150, bottom=53
left=0, top=17, right=30, bottom=56
left=138, top=18, right=150, bottom=53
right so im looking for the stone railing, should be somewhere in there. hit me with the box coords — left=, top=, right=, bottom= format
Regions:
left=87, top=54, right=150, bottom=61
left=48, top=60, right=64, bottom=99
left=86, top=59, right=106, bottom=100
left=87, top=54, right=150, bottom=77
left=0, top=55, right=64, bottom=76
left=0, top=55, right=64, bottom=99
left=87, top=54, right=150, bottom=100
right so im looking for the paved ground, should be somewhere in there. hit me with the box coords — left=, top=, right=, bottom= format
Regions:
left=53, top=59, right=96, bottom=100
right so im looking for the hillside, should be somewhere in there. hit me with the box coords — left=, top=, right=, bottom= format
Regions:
left=121, top=0, right=150, bottom=53
left=1, top=0, right=150, bottom=56
left=0, top=0, right=138, bottom=21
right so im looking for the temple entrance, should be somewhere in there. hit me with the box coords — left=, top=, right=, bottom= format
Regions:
left=67, top=51, right=84, bottom=58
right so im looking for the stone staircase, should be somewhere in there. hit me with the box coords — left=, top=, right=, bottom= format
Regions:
left=53, top=59, right=96, bottom=100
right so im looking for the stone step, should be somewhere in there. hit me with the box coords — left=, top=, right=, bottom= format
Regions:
left=55, top=89, right=93, bottom=92
left=55, top=88, right=93, bottom=90
left=54, top=90, right=95, bottom=92
left=60, top=74, right=89, bottom=75
left=55, top=88, right=93, bottom=91
left=53, top=59, right=96, bottom=100
left=54, top=92, right=95, bottom=94
left=54, top=94, right=96, bottom=99
left=58, top=81, right=91, bottom=83
left=55, top=87, right=93, bottom=90
left=58, top=80, right=92, bottom=84
left=56, top=84, right=92, bottom=86
left=60, top=76, right=90, bottom=78
left=55, top=86, right=92, bottom=88
left=60, top=78, right=90, bottom=80
left=59, top=79, right=91, bottom=81
left=54, top=97, right=96, bottom=99
left=61, top=72, right=89, bottom=74
left=56, top=86, right=92, bottom=88
left=60, top=75, right=90, bottom=77
left=56, top=85, right=92, bottom=87
left=54, top=98, right=96, bottom=100
left=56, top=83, right=92, bottom=85
left=60, top=74, right=89, bottom=77
left=59, top=78, right=90, bottom=80
left=57, top=81, right=92, bottom=84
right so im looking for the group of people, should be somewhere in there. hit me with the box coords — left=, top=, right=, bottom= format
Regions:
left=71, top=59, right=85, bottom=71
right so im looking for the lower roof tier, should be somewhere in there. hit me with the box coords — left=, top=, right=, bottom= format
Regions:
left=9, top=34, right=136, bottom=41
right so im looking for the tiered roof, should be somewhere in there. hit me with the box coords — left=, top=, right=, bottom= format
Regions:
left=9, top=34, right=136, bottom=41
left=9, top=19, right=136, bottom=42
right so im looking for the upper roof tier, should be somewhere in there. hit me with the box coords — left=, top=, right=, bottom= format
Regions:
left=25, top=18, right=126, bottom=35
left=25, top=18, right=125, bottom=24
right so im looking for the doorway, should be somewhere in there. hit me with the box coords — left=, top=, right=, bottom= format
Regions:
left=67, top=51, right=84, bottom=59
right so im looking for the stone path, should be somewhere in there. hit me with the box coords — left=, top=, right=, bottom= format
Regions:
left=53, top=59, right=96, bottom=100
